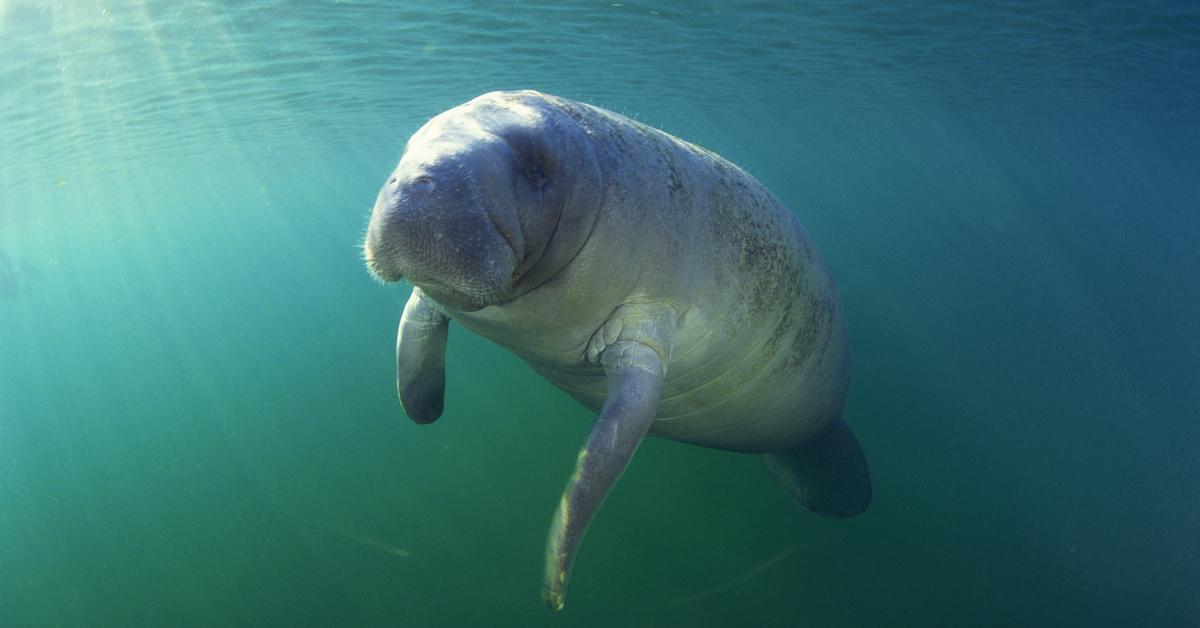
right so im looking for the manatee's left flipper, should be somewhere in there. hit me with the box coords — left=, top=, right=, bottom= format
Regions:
left=542, top=303, right=676, bottom=611
left=395, top=288, right=449, bottom=424
left=542, top=342, right=663, bottom=610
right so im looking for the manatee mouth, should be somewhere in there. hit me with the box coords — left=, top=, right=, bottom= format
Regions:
left=363, top=235, right=513, bottom=311
left=419, top=282, right=510, bottom=312
left=362, top=238, right=404, bottom=283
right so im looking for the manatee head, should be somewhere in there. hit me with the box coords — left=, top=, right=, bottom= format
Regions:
left=364, top=91, right=602, bottom=311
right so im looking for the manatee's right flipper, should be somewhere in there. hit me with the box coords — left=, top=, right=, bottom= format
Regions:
left=395, top=288, right=449, bottom=424
left=762, top=418, right=872, bottom=518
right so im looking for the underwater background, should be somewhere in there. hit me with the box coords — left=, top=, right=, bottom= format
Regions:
left=1, top=1, right=1197, bottom=626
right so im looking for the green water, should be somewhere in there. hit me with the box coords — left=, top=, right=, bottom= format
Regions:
left=2, top=2, right=1197, bottom=626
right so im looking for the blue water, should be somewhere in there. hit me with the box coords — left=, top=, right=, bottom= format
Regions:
left=1, top=1, right=1197, bottom=626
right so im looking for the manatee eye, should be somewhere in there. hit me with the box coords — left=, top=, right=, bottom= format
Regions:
left=522, top=157, right=548, bottom=189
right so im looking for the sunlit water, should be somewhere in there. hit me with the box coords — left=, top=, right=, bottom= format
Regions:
left=1, top=2, right=1197, bottom=626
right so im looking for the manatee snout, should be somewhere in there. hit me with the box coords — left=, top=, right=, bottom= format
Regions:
left=363, top=177, right=415, bottom=284
left=363, top=160, right=519, bottom=310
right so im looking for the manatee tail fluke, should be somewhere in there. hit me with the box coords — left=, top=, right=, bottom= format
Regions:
left=762, top=418, right=871, bottom=518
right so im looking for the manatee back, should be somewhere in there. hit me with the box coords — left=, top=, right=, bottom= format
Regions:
left=543, top=97, right=853, bottom=451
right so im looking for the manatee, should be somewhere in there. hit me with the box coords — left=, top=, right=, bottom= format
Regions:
left=362, top=90, right=871, bottom=610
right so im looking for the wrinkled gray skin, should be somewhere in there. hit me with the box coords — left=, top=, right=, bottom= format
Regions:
left=363, top=91, right=868, bottom=610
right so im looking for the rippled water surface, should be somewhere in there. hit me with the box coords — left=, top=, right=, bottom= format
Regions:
left=1, top=2, right=1197, bottom=626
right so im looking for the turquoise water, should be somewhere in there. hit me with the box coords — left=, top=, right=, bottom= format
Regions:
left=2, top=1, right=1198, bottom=625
